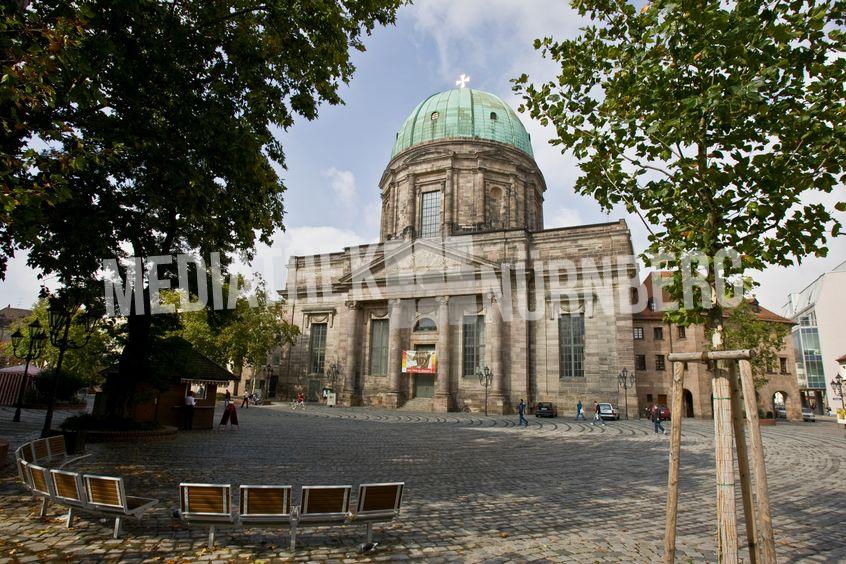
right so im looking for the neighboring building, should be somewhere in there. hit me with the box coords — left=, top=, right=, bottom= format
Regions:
left=277, top=87, right=636, bottom=413
left=782, top=260, right=846, bottom=414
left=634, top=273, right=802, bottom=421
left=0, top=305, right=33, bottom=368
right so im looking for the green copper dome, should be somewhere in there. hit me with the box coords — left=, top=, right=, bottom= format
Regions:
left=391, top=88, right=533, bottom=158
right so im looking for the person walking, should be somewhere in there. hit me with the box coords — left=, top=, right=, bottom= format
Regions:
left=241, top=390, right=250, bottom=409
left=651, top=402, right=667, bottom=435
left=223, top=389, right=231, bottom=407
left=183, top=391, right=196, bottom=430
left=517, top=399, right=529, bottom=428
left=576, top=399, right=586, bottom=421
left=591, top=400, right=606, bottom=427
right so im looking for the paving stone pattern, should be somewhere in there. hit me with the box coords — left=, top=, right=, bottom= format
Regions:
left=0, top=404, right=843, bottom=563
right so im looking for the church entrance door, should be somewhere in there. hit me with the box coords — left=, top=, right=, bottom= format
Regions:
left=414, top=375, right=436, bottom=398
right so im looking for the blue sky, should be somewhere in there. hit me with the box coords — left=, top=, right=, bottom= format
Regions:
left=1, top=0, right=843, bottom=312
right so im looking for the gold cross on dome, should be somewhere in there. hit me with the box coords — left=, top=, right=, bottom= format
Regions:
left=455, top=74, right=470, bottom=88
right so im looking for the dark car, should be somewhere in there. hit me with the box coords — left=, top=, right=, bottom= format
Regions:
left=535, top=402, right=558, bottom=418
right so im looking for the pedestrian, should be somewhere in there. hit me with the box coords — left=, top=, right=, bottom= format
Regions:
left=224, top=389, right=231, bottom=407
left=591, top=400, right=606, bottom=427
left=576, top=399, right=586, bottom=420
left=241, top=390, right=250, bottom=409
left=219, top=402, right=239, bottom=430
left=651, top=402, right=667, bottom=435
left=518, top=399, right=528, bottom=427
left=183, top=390, right=196, bottom=430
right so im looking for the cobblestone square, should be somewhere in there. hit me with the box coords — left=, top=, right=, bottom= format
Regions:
left=1, top=405, right=843, bottom=563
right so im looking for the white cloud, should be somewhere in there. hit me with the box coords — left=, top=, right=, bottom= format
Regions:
left=547, top=206, right=583, bottom=228
left=322, top=167, right=357, bottom=204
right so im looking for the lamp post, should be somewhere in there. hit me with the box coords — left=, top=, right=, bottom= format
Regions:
left=10, top=319, right=47, bottom=422
left=618, top=367, right=636, bottom=420
left=41, top=291, right=99, bottom=438
left=477, top=365, right=493, bottom=416
left=831, top=374, right=844, bottom=426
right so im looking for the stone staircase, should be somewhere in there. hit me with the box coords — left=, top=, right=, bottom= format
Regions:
left=399, top=397, right=434, bottom=412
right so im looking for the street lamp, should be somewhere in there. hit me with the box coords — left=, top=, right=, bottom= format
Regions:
left=476, top=365, right=493, bottom=416
left=10, top=319, right=47, bottom=422
left=831, top=374, right=844, bottom=425
left=618, top=367, right=636, bottom=420
left=41, top=290, right=99, bottom=438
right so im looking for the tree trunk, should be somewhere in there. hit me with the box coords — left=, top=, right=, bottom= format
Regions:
left=105, top=289, right=152, bottom=417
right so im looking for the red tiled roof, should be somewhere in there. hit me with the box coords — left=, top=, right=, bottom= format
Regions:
left=634, top=272, right=794, bottom=325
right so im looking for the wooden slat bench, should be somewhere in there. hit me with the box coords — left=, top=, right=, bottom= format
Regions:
left=290, top=485, right=352, bottom=550
left=350, top=482, right=404, bottom=551
left=83, top=474, right=158, bottom=538
left=177, top=483, right=235, bottom=548
left=45, top=434, right=91, bottom=467
left=50, top=469, right=88, bottom=528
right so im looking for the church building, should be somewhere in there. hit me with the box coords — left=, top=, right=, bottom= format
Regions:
left=278, top=87, right=637, bottom=413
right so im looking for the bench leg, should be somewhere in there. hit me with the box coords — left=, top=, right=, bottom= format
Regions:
left=290, top=522, right=297, bottom=551
left=66, top=507, right=75, bottom=529
left=208, top=525, right=215, bottom=549
left=367, top=523, right=373, bottom=545
left=113, top=517, right=123, bottom=539
left=38, top=497, right=48, bottom=518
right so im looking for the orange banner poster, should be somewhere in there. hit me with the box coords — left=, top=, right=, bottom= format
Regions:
left=402, top=350, right=437, bottom=374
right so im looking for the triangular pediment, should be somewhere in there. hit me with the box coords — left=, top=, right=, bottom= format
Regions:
left=336, top=238, right=501, bottom=287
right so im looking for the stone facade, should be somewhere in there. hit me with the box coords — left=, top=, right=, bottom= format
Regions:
left=633, top=274, right=802, bottom=421
left=276, top=133, right=636, bottom=413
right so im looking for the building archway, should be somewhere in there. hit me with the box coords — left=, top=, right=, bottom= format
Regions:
left=772, top=391, right=788, bottom=419
left=682, top=389, right=694, bottom=418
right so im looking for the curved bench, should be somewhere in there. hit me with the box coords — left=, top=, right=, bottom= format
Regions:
left=14, top=435, right=157, bottom=538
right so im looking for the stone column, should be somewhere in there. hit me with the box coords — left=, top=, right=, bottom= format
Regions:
left=342, top=300, right=362, bottom=406
left=434, top=296, right=451, bottom=412
left=385, top=298, right=403, bottom=408
left=487, top=293, right=506, bottom=413
left=405, top=174, right=416, bottom=239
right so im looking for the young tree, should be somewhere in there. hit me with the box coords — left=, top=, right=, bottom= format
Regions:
left=723, top=301, right=789, bottom=386
left=3, top=0, right=404, bottom=408
left=514, top=0, right=846, bottom=340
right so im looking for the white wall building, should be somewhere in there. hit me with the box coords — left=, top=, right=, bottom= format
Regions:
left=782, top=260, right=846, bottom=413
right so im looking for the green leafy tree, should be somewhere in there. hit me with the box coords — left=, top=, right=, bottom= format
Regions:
left=5, top=298, right=116, bottom=385
left=515, top=0, right=846, bottom=342
left=164, top=278, right=299, bottom=379
left=0, top=2, right=94, bottom=274
left=722, top=301, right=789, bottom=386
left=3, top=0, right=404, bottom=412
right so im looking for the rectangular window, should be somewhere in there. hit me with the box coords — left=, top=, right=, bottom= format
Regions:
left=559, top=315, right=585, bottom=378
left=653, top=327, right=664, bottom=341
left=646, top=393, right=654, bottom=403
left=677, top=326, right=686, bottom=339
left=655, top=354, right=666, bottom=371
left=420, top=191, right=441, bottom=238
left=368, top=319, right=389, bottom=376
left=779, top=357, right=788, bottom=374
left=309, top=323, right=327, bottom=374
left=462, top=315, right=485, bottom=376
left=635, top=354, right=646, bottom=370
left=633, top=327, right=644, bottom=340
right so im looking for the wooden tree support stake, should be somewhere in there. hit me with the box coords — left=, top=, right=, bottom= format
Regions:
left=739, top=359, right=777, bottom=563
left=728, top=362, right=758, bottom=564
left=663, top=361, right=685, bottom=564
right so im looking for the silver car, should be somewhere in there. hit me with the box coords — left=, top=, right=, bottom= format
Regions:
left=598, top=402, right=619, bottom=420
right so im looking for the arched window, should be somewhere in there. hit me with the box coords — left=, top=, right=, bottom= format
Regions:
left=490, top=111, right=498, bottom=120
left=430, top=111, right=439, bottom=120
left=414, top=318, right=437, bottom=332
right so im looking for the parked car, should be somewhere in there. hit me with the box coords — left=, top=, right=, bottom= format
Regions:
left=598, top=403, right=619, bottom=420
left=774, top=406, right=787, bottom=419
left=657, top=404, right=671, bottom=421
left=802, top=408, right=816, bottom=422
left=535, top=402, right=558, bottom=418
